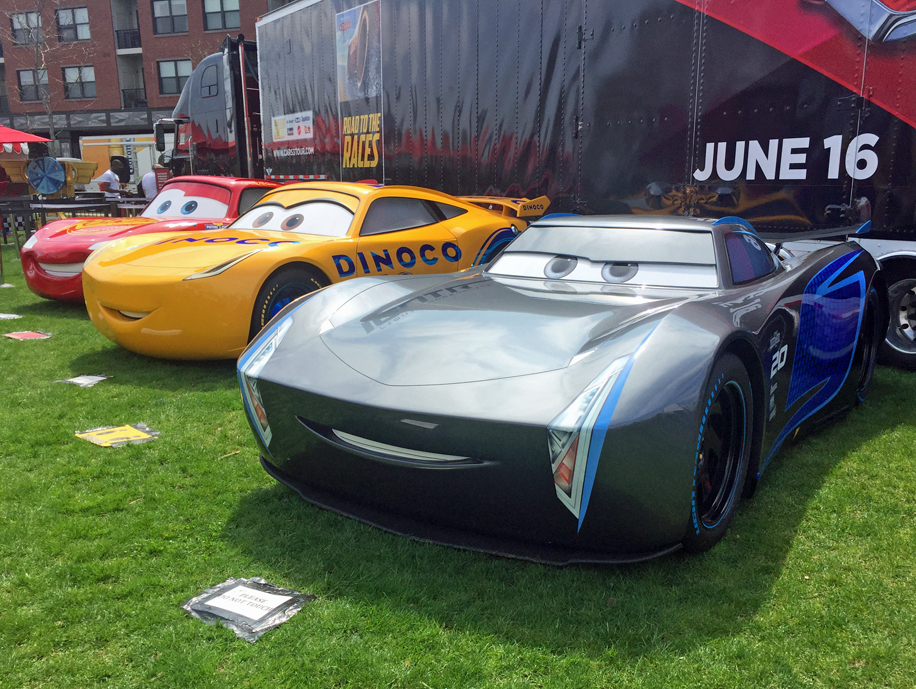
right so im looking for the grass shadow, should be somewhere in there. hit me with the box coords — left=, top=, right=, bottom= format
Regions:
left=222, top=367, right=914, bottom=661
left=67, top=344, right=238, bottom=393
left=11, top=299, right=90, bottom=321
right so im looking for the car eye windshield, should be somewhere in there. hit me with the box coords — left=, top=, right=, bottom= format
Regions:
left=231, top=201, right=355, bottom=237
left=141, top=185, right=231, bottom=219
left=487, top=225, right=719, bottom=288
left=488, top=252, right=719, bottom=288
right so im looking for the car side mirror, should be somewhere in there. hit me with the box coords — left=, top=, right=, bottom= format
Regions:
left=154, top=122, right=166, bottom=152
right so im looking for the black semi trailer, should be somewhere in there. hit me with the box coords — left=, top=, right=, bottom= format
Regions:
left=159, top=0, right=916, bottom=366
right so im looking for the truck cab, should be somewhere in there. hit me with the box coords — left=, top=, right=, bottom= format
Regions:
left=155, top=36, right=262, bottom=180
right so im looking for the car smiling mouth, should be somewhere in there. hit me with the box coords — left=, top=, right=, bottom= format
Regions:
left=38, top=262, right=84, bottom=277
left=98, top=303, right=153, bottom=322
left=118, top=310, right=151, bottom=320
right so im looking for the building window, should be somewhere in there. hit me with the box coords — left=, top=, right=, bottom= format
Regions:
left=11, top=12, right=42, bottom=44
left=63, top=66, right=96, bottom=99
left=57, top=8, right=91, bottom=42
left=204, top=0, right=239, bottom=30
left=18, top=69, right=49, bottom=102
left=158, top=59, right=192, bottom=95
left=152, top=0, right=188, bottom=34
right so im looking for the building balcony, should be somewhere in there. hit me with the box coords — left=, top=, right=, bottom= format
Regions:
left=121, top=88, right=147, bottom=109
left=115, top=29, right=141, bottom=53
left=0, top=95, right=9, bottom=114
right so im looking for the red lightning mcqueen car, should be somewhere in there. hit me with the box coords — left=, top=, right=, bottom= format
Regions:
left=21, top=176, right=280, bottom=301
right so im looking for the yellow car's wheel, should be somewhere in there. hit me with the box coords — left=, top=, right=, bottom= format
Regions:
left=249, top=265, right=328, bottom=340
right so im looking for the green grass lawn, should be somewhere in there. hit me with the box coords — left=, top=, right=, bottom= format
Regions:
left=1, top=242, right=914, bottom=688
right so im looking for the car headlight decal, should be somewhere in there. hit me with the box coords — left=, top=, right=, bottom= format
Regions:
left=184, top=249, right=262, bottom=281
left=548, top=324, right=658, bottom=530
left=237, top=315, right=294, bottom=453
left=22, top=234, right=39, bottom=251
left=548, top=357, right=628, bottom=524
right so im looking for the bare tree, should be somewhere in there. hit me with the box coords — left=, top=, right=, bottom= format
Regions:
left=0, top=0, right=99, bottom=154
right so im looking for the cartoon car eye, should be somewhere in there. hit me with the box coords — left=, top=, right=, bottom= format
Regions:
left=602, top=262, right=639, bottom=283
left=177, top=196, right=229, bottom=218
left=544, top=256, right=578, bottom=279
left=280, top=214, right=305, bottom=231
left=142, top=188, right=230, bottom=220
left=252, top=212, right=274, bottom=228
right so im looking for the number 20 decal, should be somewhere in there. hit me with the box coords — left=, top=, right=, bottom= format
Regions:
left=771, top=344, right=788, bottom=378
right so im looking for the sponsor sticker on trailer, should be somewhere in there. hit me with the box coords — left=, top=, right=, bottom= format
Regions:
left=271, top=110, right=314, bottom=143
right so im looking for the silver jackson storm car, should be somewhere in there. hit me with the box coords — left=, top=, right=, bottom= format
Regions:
left=238, top=215, right=886, bottom=564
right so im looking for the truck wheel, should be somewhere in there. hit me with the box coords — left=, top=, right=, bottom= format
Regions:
left=249, top=265, right=327, bottom=341
left=879, top=272, right=916, bottom=370
left=683, top=353, right=752, bottom=554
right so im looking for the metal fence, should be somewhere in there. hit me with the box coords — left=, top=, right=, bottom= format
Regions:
left=115, top=28, right=141, bottom=50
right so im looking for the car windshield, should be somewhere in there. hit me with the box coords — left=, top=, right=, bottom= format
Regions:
left=140, top=183, right=231, bottom=219
left=487, top=225, right=719, bottom=288
left=231, top=201, right=355, bottom=237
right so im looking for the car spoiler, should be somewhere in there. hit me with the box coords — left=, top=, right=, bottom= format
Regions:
left=459, top=195, right=550, bottom=219
left=713, top=216, right=872, bottom=243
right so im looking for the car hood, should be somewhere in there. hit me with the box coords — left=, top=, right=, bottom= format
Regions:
left=318, top=272, right=705, bottom=386
left=94, top=228, right=333, bottom=272
left=32, top=217, right=230, bottom=246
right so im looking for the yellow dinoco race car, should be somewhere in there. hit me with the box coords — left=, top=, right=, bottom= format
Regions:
left=83, top=182, right=549, bottom=360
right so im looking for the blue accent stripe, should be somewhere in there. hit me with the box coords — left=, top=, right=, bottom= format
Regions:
left=855, top=221, right=871, bottom=235
left=759, top=250, right=866, bottom=476
left=472, top=227, right=517, bottom=266
left=238, top=316, right=284, bottom=370
left=577, top=325, right=659, bottom=531
left=713, top=216, right=758, bottom=234
left=541, top=213, right=581, bottom=220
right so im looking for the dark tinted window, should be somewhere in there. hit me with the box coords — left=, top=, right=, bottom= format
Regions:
left=434, top=202, right=467, bottom=220
left=360, top=198, right=437, bottom=236
left=200, top=64, right=218, bottom=98
left=237, top=187, right=272, bottom=215
left=725, top=231, right=777, bottom=284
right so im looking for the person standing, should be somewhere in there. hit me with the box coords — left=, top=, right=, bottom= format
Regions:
left=99, top=158, right=123, bottom=200
left=141, top=163, right=166, bottom=198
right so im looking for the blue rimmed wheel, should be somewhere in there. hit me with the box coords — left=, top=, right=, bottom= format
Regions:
left=249, top=265, right=328, bottom=341
left=684, top=353, right=752, bottom=553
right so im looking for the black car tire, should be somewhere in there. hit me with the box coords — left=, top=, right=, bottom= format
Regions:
left=878, top=270, right=916, bottom=370
left=855, top=285, right=882, bottom=403
left=683, top=353, right=752, bottom=554
left=249, top=265, right=327, bottom=341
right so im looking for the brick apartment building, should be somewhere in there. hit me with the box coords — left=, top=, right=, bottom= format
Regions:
left=0, top=0, right=293, bottom=156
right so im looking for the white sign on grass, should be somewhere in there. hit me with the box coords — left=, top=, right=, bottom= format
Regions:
left=205, top=585, right=293, bottom=621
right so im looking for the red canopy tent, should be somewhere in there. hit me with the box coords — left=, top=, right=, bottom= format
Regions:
left=0, top=124, right=52, bottom=155
left=0, top=125, right=50, bottom=285
left=0, top=124, right=52, bottom=144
